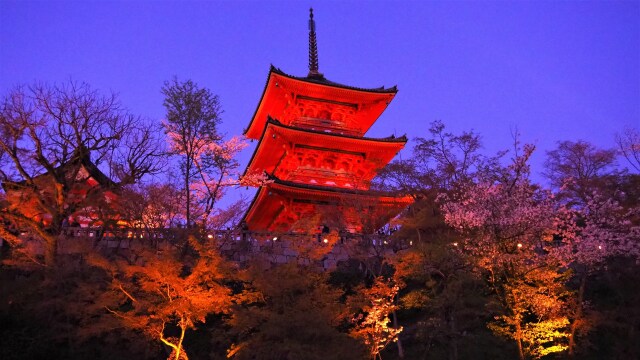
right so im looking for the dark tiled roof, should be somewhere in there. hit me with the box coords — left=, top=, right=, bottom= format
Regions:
left=2, top=150, right=116, bottom=191
left=270, top=65, right=398, bottom=94
left=266, top=116, right=407, bottom=143
left=266, top=174, right=406, bottom=198
left=241, top=175, right=411, bottom=225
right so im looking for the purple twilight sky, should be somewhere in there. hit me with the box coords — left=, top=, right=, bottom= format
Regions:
left=1, top=1, right=639, bottom=192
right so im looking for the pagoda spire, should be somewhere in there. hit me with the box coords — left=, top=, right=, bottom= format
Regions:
left=307, top=8, right=323, bottom=78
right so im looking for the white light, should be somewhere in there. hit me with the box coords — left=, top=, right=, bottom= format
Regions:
left=598, top=245, right=602, bottom=250
left=453, top=242, right=458, bottom=247
left=383, top=240, right=388, bottom=244
left=207, top=234, right=213, bottom=239
left=323, top=238, right=329, bottom=244
left=273, top=236, right=278, bottom=241
left=517, top=243, right=523, bottom=248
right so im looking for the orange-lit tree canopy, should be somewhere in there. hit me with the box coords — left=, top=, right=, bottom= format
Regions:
left=242, top=9, right=411, bottom=233
left=243, top=178, right=412, bottom=233
left=244, top=118, right=407, bottom=190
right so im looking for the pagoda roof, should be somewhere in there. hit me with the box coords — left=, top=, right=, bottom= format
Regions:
left=271, top=66, right=398, bottom=94
left=243, top=118, right=407, bottom=188
left=243, top=177, right=412, bottom=232
left=244, top=66, right=398, bottom=139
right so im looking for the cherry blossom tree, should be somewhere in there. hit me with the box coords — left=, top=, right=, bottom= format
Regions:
left=441, top=145, right=570, bottom=360
left=543, top=139, right=640, bottom=355
left=187, top=134, right=247, bottom=228
left=162, top=78, right=224, bottom=229
left=553, top=191, right=640, bottom=355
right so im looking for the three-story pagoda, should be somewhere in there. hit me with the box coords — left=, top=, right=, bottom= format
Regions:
left=242, top=9, right=411, bottom=233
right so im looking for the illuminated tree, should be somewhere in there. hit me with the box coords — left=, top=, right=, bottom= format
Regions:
left=118, top=182, right=186, bottom=231
left=0, top=81, right=163, bottom=266
left=442, top=145, right=570, bottom=360
left=161, top=78, right=223, bottom=229
left=543, top=140, right=640, bottom=355
left=350, top=277, right=403, bottom=360
left=390, top=227, right=494, bottom=359
left=372, top=121, right=502, bottom=358
left=553, top=192, right=640, bottom=355
left=89, top=236, right=234, bottom=360
left=188, top=135, right=247, bottom=229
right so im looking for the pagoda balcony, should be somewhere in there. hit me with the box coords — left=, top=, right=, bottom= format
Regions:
left=243, top=119, right=407, bottom=189
left=290, top=116, right=362, bottom=137
left=281, top=167, right=369, bottom=190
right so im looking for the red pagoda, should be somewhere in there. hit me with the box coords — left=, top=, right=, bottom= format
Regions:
left=242, top=9, right=411, bottom=233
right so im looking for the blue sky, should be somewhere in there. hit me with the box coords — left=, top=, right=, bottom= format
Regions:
left=2, top=1, right=638, bottom=191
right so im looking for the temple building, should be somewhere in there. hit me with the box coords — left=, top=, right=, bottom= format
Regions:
left=242, top=9, right=411, bottom=233
left=2, top=148, right=119, bottom=228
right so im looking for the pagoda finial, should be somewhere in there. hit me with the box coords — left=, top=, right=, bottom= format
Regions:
left=307, top=8, right=322, bottom=78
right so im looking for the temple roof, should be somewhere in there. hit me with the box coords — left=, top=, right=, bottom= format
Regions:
left=242, top=177, right=412, bottom=232
left=266, top=176, right=410, bottom=197
left=271, top=66, right=398, bottom=94
left=2, top=149, right=116, bottom=191
left=244, top=66, right=398, bottom=139
left=243, top=118, right=407, bottom=189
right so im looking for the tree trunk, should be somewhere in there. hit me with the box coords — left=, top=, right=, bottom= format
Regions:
left=568, top=274, right=587, bottom=357
left=44, top=234, right=58, bottom=267
left=175, top=323, right=187, bottom=360
left=392, top=310, right=404, bottom=358
left=185, top=160, right=191, bottom=229
left=449, top=311, right=458, bottom=360
left=515, top=321, right=525, bottom=360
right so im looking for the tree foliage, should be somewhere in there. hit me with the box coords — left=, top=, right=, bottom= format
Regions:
left=162, top=78, right=223, bottom=228
left=0, top=81, right=163, bottom=265
left=228, top=262, right=365, bottom=360
left=89, top=236, right=234, bottom=360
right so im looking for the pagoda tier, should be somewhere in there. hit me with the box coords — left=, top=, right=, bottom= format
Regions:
left=243, top=178, right=412, bottom=233
left=244, top=118, right=407, bottom=190
left=244, top=66, right=398, bottom=139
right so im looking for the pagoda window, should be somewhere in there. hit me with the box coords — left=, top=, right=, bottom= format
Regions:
left=317, top=109, right=331, bottom=120
left=322, top=158, right=335, bottom=169
left=303, top=108, right=315, bottom=117
left=303, top=156, right=317, bottom=167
